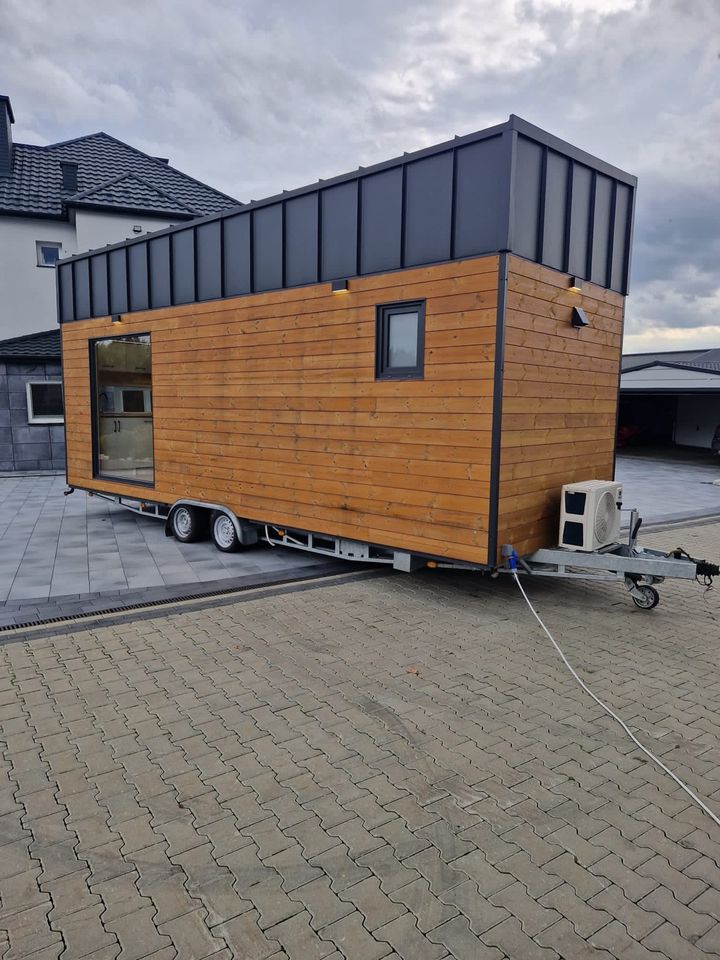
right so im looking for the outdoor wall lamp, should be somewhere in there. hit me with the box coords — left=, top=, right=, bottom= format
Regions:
left=568, top=276, right=583, bottom=293
left=111, top=314, right=123, bottom=324
left=571, top=306, right=589, bottom=328
left=331, top=279, right=349, bottom=293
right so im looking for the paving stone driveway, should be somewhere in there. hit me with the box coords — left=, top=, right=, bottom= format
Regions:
left=2, top=520, right=720, bottom=959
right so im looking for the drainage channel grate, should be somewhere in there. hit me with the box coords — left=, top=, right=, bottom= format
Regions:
left=0, top=567, right=354, bottom=634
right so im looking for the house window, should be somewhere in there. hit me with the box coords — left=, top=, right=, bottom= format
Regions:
left=26, top=382, right=64, bottom=423
left=376, top=300, right=426, bottom=380
left=36, top=241, right=62, bottom=267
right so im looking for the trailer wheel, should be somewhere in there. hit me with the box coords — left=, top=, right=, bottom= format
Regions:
left=632, top=585, right=659, bottom=610
left=171, top=505, right=202, bottom=543
left=211, top=511, right=240, bottom=552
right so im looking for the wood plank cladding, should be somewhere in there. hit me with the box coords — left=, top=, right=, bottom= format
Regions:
left=62, top=256, right=499, bottom=565
left=495, top=256, right=624, bottom=560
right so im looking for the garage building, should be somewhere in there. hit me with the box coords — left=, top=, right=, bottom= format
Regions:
left=620, top=349, right=720, bottom=450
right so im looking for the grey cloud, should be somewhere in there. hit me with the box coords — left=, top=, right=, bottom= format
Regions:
left=1, top=0, right=718, bottom=344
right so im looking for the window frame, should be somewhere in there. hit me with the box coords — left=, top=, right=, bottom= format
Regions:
left=26, top=381, right=64, bottom=424
left=375, top=299, right=426, bottom=381
left=36, top=241, right=63, bottom=268
left=90, top=332, right=155, bottom=488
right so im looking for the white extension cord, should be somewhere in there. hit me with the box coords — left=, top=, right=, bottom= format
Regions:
left=511, top=570, right=720, bottom=830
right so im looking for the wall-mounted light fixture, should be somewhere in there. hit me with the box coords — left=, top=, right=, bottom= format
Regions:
left=331, top=279, right=349, bottom=293
left=111, top=314, right=123, bottom=324
left=571, top=306, right=589, bottom=329
left=568, top=276, right=583, bottom=293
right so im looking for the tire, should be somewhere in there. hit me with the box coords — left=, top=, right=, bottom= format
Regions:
left=211, top=511, right=241, bottom=552
left=171, top=504, right=202, bottom=543
left=632, top=585, right=659, bottom=610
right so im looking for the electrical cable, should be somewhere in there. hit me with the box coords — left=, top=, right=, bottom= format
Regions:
left=510, top=567, right=720, bottom=830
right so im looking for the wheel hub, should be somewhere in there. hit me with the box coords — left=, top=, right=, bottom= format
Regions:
left=214, top=515, right=235, bottom=548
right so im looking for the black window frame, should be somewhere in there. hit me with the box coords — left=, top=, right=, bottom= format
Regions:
left=375, top=299, right=426, bottom=380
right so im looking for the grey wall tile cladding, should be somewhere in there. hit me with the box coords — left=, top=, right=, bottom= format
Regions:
left=0, top=361, right=66, bottom=471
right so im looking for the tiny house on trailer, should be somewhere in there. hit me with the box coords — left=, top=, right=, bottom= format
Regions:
left=58, top=115, right=636, bottom=570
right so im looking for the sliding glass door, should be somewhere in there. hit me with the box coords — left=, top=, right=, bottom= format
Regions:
left=92, top=334, right=154, bottom=484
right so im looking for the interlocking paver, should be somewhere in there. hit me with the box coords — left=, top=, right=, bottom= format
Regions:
left=427, top=915, right=505, bottom=960
left=3, top=518, right=720, bottom=960
left=320, top=912, right=391, bottom=960
left=375, top=914, right=446, bottom=960
left=288, top=876, right=353, bottom=931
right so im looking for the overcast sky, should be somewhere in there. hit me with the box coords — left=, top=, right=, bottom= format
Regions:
left=2, top=0, right=718, bottom=351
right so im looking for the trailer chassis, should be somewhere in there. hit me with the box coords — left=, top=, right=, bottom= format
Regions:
left=76, top=491, right=717, bottom=610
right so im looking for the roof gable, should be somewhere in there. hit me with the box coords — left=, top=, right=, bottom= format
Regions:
left=0, top=129, right=239, bottom=220
left=69, top=172, right=198, bottom=217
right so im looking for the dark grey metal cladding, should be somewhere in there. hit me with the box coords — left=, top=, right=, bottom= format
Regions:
left=196, top=221, right=222, bottom=301
left=108, top=249, right=128, bottom=315
left=128, top=243, right=149, bottom=312
left=454, top=135, right=509, bottom=257
left=90, top=254, right=109, bottom=317
left=172, top=229, right=195, bottom=305
left=253, top=204, right=283, bottom=292
left=320, top=182, right=357, bottom=281
left=73, top=258, right=91, bottom=320
left=360, top=168, right=403, bottom=274
left=223, top=213, right=251, bottom=296
left=285, top=193, right=319, bottom=287
left=57, top=115, right=637, bottom=324
left=149, top=236, right=171, bottom=309
left=512, top=133, right=633, bottom=291
left=404, top=152, right=453, bottom=266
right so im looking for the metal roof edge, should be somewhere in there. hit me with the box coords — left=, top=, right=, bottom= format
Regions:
left=621, top=360, right=720, bottom=376
left=508, top=115, right=637, bottom=186
left=55, top=116, right=517, bottom=266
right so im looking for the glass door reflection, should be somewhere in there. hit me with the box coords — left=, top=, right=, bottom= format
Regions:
left=93, top=334, right=154, bottom=484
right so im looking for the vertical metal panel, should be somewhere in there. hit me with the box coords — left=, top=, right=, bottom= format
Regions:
left=196, top=221, right=222, bottom=301
left=320, top=182, right=357, bottom=280
left=59, top=264, right=74, bottom=322
left=108, top=249, right=128, bottom=314
left=567, top=163, right=593, bottom=280
left=542, top=151, right=570, bottom=271
left=513, top=136, right=544, bottom=261
left=128, top=242, right=149, bottom=312
left=73, top=258, right=91, bottom=320
left=149, top=236, right=171, bottom=308
left=90, top=254, right=109, bottom=317
left=253, top=204, right=283, bottom=292
left=360, top=168, right=402, bottom=274
left=590, top=173, right=613, bottom=286
left=404, top=152, right=453, bottom=267
left=453, top=135, right=507, bottom=257
left=610, top=183, right=631, bottom=293
left=285, top=193, right=319, bottom=287
left=172, top=229, right=195, bottom=305
left=223, top=213, right=252, bottom=296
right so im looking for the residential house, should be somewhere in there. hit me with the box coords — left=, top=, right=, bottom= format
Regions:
left=0, top=93, right=239, bottom=472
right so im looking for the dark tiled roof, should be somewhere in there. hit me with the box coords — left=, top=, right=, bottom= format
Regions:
left=0, top=328, right=61, bottom=360
left=70, top=172, right=198, bottom=216
left=0, top=132, right=239, bottom=219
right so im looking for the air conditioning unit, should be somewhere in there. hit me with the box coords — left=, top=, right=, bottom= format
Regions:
left=559, top=480, right=622, bottom=551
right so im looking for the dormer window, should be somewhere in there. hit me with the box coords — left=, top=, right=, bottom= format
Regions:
left=36, top=241, right=62, bottom=267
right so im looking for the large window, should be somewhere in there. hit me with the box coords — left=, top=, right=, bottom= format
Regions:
left=26, top=382, right=64, bottom=423
left=376, top=300, right=425, bottom=380
left=92, top=334, right=154, bottom=484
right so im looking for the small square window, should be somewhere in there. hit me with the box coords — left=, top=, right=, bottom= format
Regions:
left=376, top=300, right=425, bottom=380
left=26, top=382, right=64, bottom=423
left=36, top=242, right=62, bottom=267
